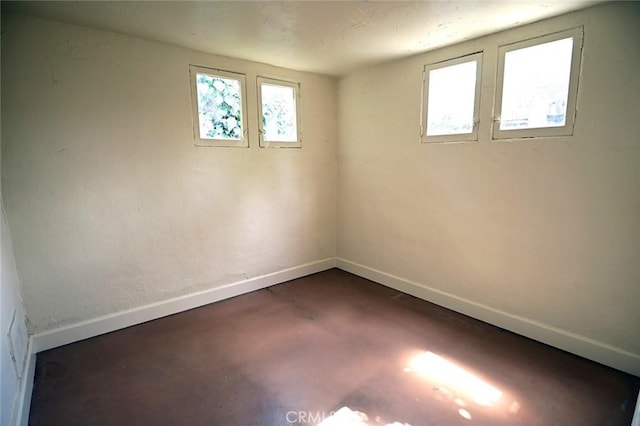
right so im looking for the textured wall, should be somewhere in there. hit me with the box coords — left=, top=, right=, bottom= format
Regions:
left=2, top=44, right=30, bottom=423
left=1, top=199, right=28, bottom=426
left=338, top=3, right=640, bottom=356
left=1, top=16, right=337, bottom=334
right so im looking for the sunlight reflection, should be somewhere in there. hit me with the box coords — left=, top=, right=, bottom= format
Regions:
left=318, top=407, right=412, bottom=426
left=458, top=408, right=472, bottom=420
left=407, top=351, right=503, bottom=407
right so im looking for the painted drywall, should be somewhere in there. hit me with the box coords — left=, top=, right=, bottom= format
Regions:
left=338, top=1, right=640, bottom=359
left=2, top=45, right=30, bottom=425
left=1, top=96, right=29, bottom=426
left=1, top=199, right=28, bottom=426
left=1, top=15, right=337, bottom=334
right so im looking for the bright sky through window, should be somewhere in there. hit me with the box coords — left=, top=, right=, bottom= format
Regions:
left=500, top=37, right=573, bottom=130
left=426, top=60, right=478, bottom=136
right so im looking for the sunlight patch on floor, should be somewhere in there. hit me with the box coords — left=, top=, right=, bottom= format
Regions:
left=402, top=350, right=522, bottom=422
left=458, top=408, right=472, bottom=420
left=407, top=351, right=503, bottom=407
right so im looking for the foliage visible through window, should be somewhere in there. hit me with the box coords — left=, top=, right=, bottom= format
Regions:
left=422, top=52, right=482, bottom=143
left=261, top=84, right=297, bottom=142
left=196, top=74, right=243, bottom=140
left=257, top=77, right=300, bottom=147
left=494, top=27, right=582, bottom=139
left=189, top=66, right=247, bottom=147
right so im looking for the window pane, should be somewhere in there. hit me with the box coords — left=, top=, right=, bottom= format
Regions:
left=196, top=73, right=243, bottom=140
left=426, top=60, right=477, bottom=136
left=500, top=37, right=573, bottom=130
left=261, top=84, right=297, bottom=142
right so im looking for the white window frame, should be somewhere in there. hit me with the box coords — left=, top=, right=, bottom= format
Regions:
left=493, top=27, right=584, bottom=140
left=421, top=52, right=483, bottom=144
left=189, top=65, right=249, bottom=147
left=257, top=76, right=302, bottom=148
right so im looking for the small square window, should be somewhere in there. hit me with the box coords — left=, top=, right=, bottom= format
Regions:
left=421, top=52, right=483, bottom=143
left=257, top=77, right=301, bottom=148
left=493, top=27, right=583, bottom=139
left=189, top=65, right=248, bottom=147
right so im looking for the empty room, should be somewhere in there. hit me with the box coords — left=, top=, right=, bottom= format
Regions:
left=1, top=1, right=639, bottom=425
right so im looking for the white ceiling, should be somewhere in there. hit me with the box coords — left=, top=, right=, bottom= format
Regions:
left=3, top=1, right=600, bottom=77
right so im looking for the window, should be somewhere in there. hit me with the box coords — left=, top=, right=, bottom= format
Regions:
left=189, top=65, right=248, bottom=147
left=257, top=77, right=301, bottom=148
left=493, top=27, right=583, bottom=139
left=421, top=52, right=483, bottom=143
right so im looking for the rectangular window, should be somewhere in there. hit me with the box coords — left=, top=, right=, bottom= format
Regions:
left=257, top=77, right=301, bottom=148
left=189, top=65, right=248, bottom=147
left=421, top=52, right=483, bottom=143
left=493, top=27, right=583, bottom=139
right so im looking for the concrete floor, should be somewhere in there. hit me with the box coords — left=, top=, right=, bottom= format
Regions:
left=29, top=269, right=639, bottom=425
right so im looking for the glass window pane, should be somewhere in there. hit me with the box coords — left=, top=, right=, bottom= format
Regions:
left=196, top=73, right=243, bottom=140
left=500, top=37, right=573, bottom=130
left=261, top=84, right=297, bottom=142
left=426, top=60, right=477, bottom=136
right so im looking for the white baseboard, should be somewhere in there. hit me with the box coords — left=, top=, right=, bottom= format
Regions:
left=19, top=256, right=640, bottom=424
left=336, top=258, right=640, bottom=377
left=14, top=338, right=35, bottom=426
left=32, top=258, right=336, bottom=354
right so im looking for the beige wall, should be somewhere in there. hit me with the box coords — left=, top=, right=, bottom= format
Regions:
left=1, top=41, right=30, bottom=424
left=1, top=197, right=29, bottom=426
left=1, top=16, right=337, bottom=334
left=338, top=2, right=640, bottom=360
